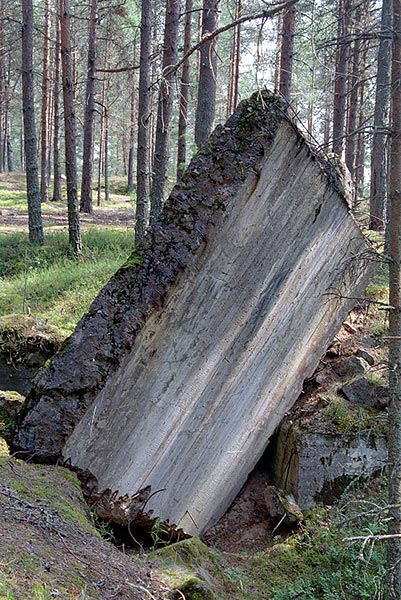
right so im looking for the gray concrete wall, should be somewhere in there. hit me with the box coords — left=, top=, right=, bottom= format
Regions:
left=62, top=119, right=375, bottom=535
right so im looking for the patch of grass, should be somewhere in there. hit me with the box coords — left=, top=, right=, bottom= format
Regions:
left=242, top=495, right=386, bottom=600
left=0, top=229, right=133, bottom=331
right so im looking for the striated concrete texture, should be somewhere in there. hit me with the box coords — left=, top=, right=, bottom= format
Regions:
left=14, top=92, right=376, bottom=535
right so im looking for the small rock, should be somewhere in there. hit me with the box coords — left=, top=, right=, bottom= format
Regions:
left=264, top=486, right=303, bottom=524
left=343, top=322, right=357, bottom=334
left=334, top=356, right=368, bottom=378
left=325, top=342, right=341, bottom=358
left=341, top=377, right=387, bottom=409
left=355, top=348, right=375, bottom=366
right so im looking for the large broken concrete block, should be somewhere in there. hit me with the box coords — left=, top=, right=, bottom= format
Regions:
left=13, top=93, right=376, bottom=536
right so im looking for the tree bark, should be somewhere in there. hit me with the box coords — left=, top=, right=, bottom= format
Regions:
left=80, top=0, right=98, bottom=214
left=60, top=0, right=82, bottom=254
left=127, top=73, right=136, bottom=193
left=332, top=0, right=351, bottom=155
left=278, top=3, right=296, bottom=101
left=388, top=0, right=401, bottom=596
left=135, top=0, right=153, bottom=245
left=21, top=0, right=44, bottom=245
left=344, top=4, right=362, bottom=179
left=194, top=0, right=220, bottom=149
left=6, top=119, right=13, bottom=172
left=370, top=0, right=392, bottom=231
left=355, top=47, right=366, bottom=204
left=176, top=0, right=192, bottom=179
left=52, top=0, right=62, bottom=202
left=0, top=0, right=4, bottom=174
left=149, top=0, right=180, bottom=223
left=40, top=0, right=51, bottom=203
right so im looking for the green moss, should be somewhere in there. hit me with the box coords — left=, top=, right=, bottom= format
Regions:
left=119, top=250, right=144, bottom=271
left=244, top=500, right=385, bottom=599
left=151, top=538, right=234, bottom=599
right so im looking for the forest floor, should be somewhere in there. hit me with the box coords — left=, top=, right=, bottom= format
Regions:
left=0, top=172, right=135, bottom=233
left=0, top=173, right=390, bottom=599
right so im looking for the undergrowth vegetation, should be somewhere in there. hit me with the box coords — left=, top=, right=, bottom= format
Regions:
left=0, top=230, right=132, bottom=331
left=0, top=174, right=134, bottom=331
left=237, top=478, right=387, bottom=600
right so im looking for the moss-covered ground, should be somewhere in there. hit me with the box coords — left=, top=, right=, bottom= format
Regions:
left=0, top=174, right=391, bottom=599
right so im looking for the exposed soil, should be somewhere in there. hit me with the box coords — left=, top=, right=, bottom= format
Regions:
left=0, top=456, right=170, bottom=599
left=0, top=203, right=135, bottom=231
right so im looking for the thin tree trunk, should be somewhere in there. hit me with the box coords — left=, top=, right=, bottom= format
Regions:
left=387, top=0, right=401, bottom=596
left=40, top=0, right=51, bottom=203
left=149, top=0, right=180, bottom=223
left=135, top=0, right=153, bottom=245
left=332, top=0, right=351, bottom=155
left=370, top=0, right=392, bottom=230
left=127, top=41, right=137, bottom=194
left=60, top=0, right=82, bottom=254
left=127, top=83, right=136, bottom=193
left=176, top=0, right=192, bottom=179
left=355, top=59, right=366, bottom=204
left=52, top=0, right=62, bottom=202
left=232, top=0, right=241, bottom=111
left=80, top=0, right=98, bottom=214
left=21, top=0, right=44, bottom=245
left=344, top=4, right=362, bottom=179
left=274, top=13, right=283, bottom=93
left=0, top=0, right=5, bottom=174
left=20, top=120, right=24, bottom=172
left=6, top=120, right=13, bottom=172
left=97, top=103, right=104, bottom=207
left=278, top=3, right=296, bottom=101
left=104, top=107, right=109, bottom=203
left=194, top=0, right=220, bottom=149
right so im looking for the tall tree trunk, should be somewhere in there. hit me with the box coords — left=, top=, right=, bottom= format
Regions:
left=194, top=0, right=220, bottom=149
left=332, top=0, right=351, bottom=155
left=355, top=47, right=367, bottom=204
left=344, top=4, right=362, bottom=179
left=52, top=0, right=62, bottom=202
left=149, top=0, right=180, bottom=223
left=135, top=0, right=153, bottom=245
left=4, top=56, right=11, bottom=172
left=176, top=0, right=192, bottom=179
left=104, top=107, right=109, bottom=203
left=80, top=0, right=98, bottom=214
left=40, top=0, right=51, bottom=203
left=274, top=13, right=283, bottom=94
left=60, top=0, right=82, bottom=255
left=387, top=0, right=401, bottom=596
left=278, top=3, right=296, bottom=101
left=232, top=0, right=241, bottom=111
left=6, top=120, right=13, bottom=172
left=0, top=0, right=5, bottom=174
left=97, top=103, right=104, bottom=206
left=370, top=0, right=392, bottom=231
left=21, top=0, right=44, bottom=245
left=127, top=74, right=136, bottom=193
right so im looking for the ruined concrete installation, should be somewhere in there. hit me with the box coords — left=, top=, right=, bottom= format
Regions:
left=13, top=92, right=376, bottom=536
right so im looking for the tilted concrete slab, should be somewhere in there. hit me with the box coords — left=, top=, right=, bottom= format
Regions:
left=14, top=93, right=376, bottom=535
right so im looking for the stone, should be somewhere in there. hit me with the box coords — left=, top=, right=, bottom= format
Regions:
left=355, top=348, right=375, bottom=366
left=0, top=315, right=64, bottom=395
left=341, top=377, right=387, bottom=409
left=264, top=486, right=303, bottom=524
left=0, top=390, right=25, bottom=445
left=271, top=412, right=387, bottom=509
left=334, top=356, right=368, bottom=379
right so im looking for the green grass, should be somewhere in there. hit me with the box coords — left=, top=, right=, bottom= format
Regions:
left=239, top=482, right=387, bottom=600
left=0, top=229, right=133, bottom=332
